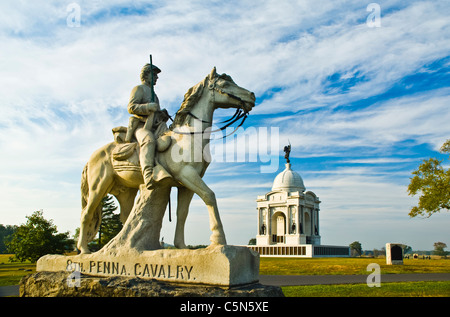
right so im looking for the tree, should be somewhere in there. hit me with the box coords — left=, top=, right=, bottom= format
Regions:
left=407, top=139, right=450, bottom=218
left=98, top=195, right=121, bottom=249
left=0, top=224, right=17, bottom=254
left=248, top=238, right=256, bottom=245
left=5, top=210, right=73, bottom=262
left=373, top=248, right=385, bottom=257
left=402, top=245, right=412, bottom=255
left=349, top=241, right=362, bottom=257
left=433, top=242, right=447, bottom=257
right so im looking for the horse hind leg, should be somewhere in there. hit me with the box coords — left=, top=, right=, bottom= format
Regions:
left=174, top=187, right=194, bottom=249
left=77, top=174, right=114, bottom=254
left=78, top=203, right=102, bottom=254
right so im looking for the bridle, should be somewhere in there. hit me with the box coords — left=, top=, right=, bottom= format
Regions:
left=170, top=77, right=250, bottom=138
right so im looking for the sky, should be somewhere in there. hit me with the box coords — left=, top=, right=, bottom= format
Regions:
left=0, top=0, right=449, bottom=251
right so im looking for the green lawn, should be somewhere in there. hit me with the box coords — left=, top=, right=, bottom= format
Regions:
left=0, top=254, right=36, bottom=286
left=260, top=257, right=450, bottom=275
left=261, top=257, right=450, bottom=297
left=282, top=281, right=450, bottom=297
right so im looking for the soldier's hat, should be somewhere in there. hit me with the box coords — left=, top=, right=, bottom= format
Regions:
left=141, top=63, right=161, bottom=74
left=151, top=64, right=161, bottom=74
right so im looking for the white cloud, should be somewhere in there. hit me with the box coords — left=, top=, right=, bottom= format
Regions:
left=2, top=1, right=449, bottom=117
left=339, top=158, right=417, bottom=164
left=270, top=88, right=450, bottom=157
left=254, top=0, right=450, bottom=114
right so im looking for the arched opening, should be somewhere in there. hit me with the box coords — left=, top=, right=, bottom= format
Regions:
left=304, top=212, right=311, bottom=236
left=304, top=211, right=312, bottom=244
left=391, top=245, right=403, bottom=261
left=271, top=212, right=286, bottom=244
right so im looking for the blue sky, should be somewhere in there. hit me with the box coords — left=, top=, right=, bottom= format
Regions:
left=1, top=0, right=449, bottom=251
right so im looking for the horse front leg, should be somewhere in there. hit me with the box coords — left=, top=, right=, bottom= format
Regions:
left=174, top=187, right=195, bottom=249
left=177, top=166, right=227, bottom=246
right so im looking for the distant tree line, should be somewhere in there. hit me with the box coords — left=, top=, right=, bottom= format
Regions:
left=0, top=224, right=17, bottom=254
left=349, top=241, right=447, bottom=257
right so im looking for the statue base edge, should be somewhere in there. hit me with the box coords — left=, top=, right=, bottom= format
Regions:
left=19, top=271, right=284, bottom=297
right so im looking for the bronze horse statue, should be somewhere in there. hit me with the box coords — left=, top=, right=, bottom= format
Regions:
left=77, top=68, right=255, bottom=254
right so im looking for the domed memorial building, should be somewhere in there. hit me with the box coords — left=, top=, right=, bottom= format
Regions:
left=248, top=146, right=350, bottom=257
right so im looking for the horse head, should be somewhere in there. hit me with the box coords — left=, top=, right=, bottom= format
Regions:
left=208, top=67, right=255, bottom=114
left=172, top=67, right=255, bottom=130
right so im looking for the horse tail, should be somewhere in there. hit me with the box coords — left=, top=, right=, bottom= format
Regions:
left=81, top=163, right=89, bottom=209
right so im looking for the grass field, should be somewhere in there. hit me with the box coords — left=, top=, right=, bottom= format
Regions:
left=260, top=257, right=450, bottom=275
left=282, top=281, right=450, bottom=297
left=260, top=257, right=450, bottom=297
left=0, top=255, right=36, bottom=287
left=1, top=254, right=449, bottom=296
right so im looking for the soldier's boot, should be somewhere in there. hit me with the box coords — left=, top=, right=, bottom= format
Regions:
left=139, top=136, right=157, bottom=189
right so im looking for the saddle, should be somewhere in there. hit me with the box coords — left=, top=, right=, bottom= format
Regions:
left=111, top=125, right=173, bottom=183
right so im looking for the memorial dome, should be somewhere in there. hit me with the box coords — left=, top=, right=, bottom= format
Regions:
left=271, top=163, right=305, bottom=192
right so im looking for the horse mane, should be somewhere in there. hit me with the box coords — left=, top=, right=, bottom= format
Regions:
left=171, top=76, right=209, bottom=128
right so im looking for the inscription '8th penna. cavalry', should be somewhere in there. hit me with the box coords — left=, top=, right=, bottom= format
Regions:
left=67, top=259, right=194, bottom=281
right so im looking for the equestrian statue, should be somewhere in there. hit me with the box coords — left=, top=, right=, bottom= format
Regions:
left=77, top=61, right=255, bottom=254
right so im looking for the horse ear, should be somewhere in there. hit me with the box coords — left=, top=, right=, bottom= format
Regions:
left=209, top=67, right=217, bottom=80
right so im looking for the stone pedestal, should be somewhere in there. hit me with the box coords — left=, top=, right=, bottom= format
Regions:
left=37, top=245, right=259, bottom=286
left=20, top=271, right=283, bottom=297
left=25, top=245, right=282, bottom=297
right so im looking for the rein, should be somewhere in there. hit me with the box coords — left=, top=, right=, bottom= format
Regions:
left=170, top=79, right=249, bottom=139
left=185, top=108, right=248, bottom=137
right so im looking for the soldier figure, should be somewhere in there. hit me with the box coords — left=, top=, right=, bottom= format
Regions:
left=284, top=144, right=291, bottom=164
left=126, top=63, right=167, bottom=189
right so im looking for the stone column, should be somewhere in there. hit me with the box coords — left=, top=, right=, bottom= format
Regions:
left=316, top=208, right=320, bottom=235
left=257, top=208, right=261, bottom=234
left=300, top=205, right=304, bottom=234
